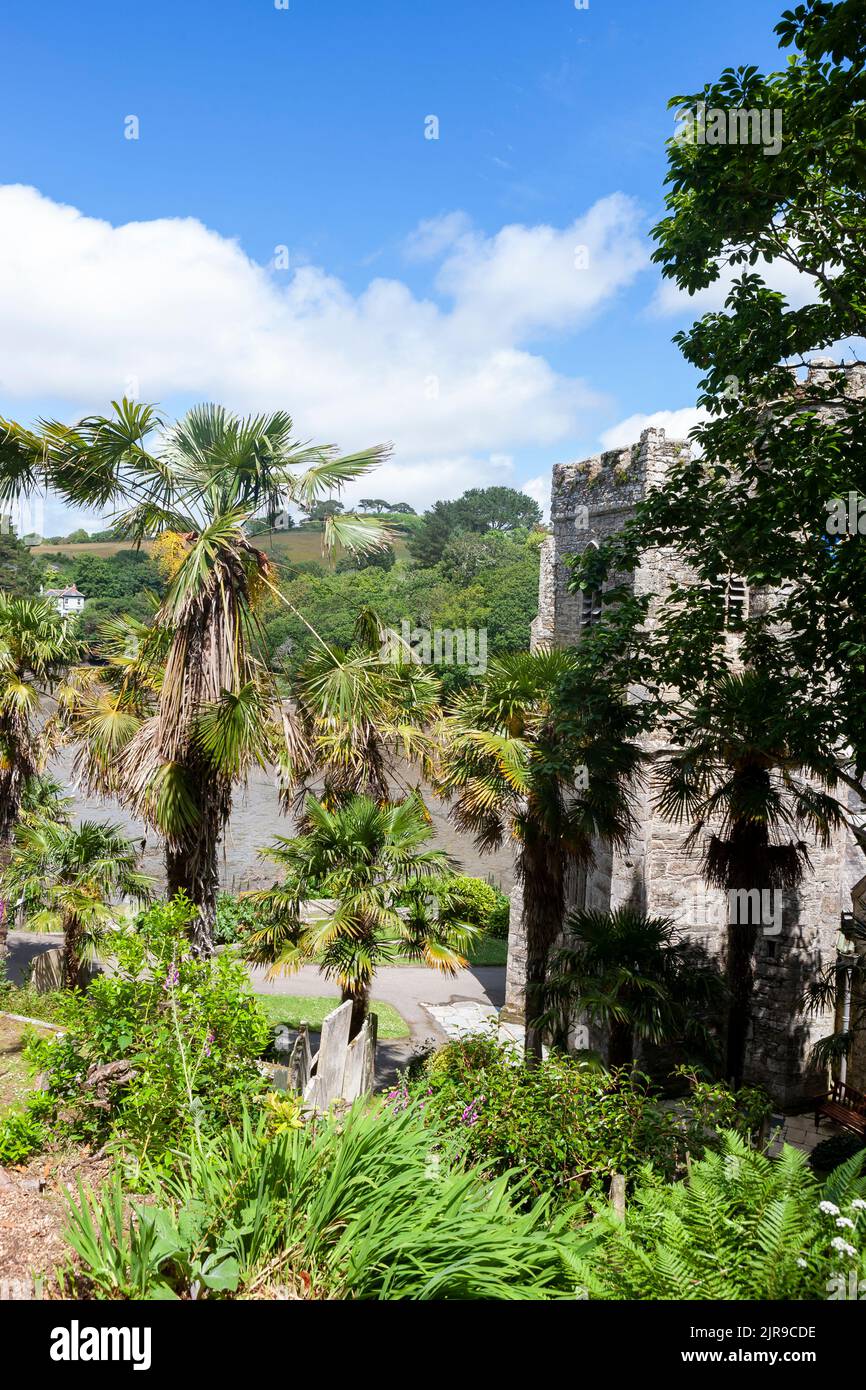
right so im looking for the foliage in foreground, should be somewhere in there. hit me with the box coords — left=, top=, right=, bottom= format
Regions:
left=407, top=1038, right=770, bottom=1206
left=0, top=1095, right=52, bottom=1165
left=23, top=897, right=270, bottom=1164
left=63, top=1102, right=590, bottom=1300
left=572, top=1133, right=866, bottom=1301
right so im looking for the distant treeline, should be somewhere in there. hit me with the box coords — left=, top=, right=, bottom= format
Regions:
left=3, top=485, right=545, bottom=681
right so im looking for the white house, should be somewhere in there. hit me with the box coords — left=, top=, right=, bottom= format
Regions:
left=42, top=583, right=86, bottom=618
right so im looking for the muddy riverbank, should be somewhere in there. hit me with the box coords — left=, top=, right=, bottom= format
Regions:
left=49, top=749, right=516, bottom=897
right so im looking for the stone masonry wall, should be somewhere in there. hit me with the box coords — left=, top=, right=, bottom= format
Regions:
left=505, top=412, right=862, bottom=1102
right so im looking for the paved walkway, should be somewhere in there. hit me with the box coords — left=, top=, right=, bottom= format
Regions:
left=6, top=931, right=507, bottom=1084
left=250, top=960, right=506, bottom=1080
left=249, top=961, right=504, bottom=1035
left=767, top=1111, right=842, bottom=1157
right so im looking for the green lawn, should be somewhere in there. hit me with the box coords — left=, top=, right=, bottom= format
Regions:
left=255, top=993, right=409, bottom=1040
left=467, top=937, right=508, bottom=967
left=0, top=1017, right=55, bottom=1112
left=376, top=933, right=508, bottom=969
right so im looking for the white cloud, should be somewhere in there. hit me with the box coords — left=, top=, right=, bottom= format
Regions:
left=431, top=194, right=649, bottom=343
left=649, top=252, right=819, bottom=318
left=0, top=185, right=648, bottom=514
left=599, top=406, right=706, bottom=451
left=403, top=211, right=474, bottom=261
left=521, top=475, right=550, bottom=519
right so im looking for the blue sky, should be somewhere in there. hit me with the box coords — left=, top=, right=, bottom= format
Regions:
left=1, top=0, right=790, bottom=533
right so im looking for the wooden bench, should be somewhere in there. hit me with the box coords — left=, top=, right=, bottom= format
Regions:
left=815, top=1080, right=866, bottom=1137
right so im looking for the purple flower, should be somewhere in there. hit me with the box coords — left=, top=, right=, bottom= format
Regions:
left=460, top=1094, right=485, bottom=1126
left=385, top=1084, right=410, bottom=1112
left=162, top=966, right=180, bottom=991
left=203, top=1030, right=215, bottom=1058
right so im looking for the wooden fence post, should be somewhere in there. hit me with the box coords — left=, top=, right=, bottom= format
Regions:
left=610, top=1173, right=626, bottom=1220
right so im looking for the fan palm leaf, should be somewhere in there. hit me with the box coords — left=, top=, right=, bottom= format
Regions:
left=248, top=791, right=475, bottom=1037
left=35, top=401, right=392, bottom=951
left=0, top=818, right=153, bottom=989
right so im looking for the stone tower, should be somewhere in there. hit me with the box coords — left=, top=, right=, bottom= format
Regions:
left=504, top=422, right=861, bottom=1103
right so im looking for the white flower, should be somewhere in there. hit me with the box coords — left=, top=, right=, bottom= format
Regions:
left=820, top=1201, right=841, bottom=1216
left=851, top=1199, right=866, bottom=1212
left=796, top=1258, right=808, bottom=1269
left=836, top=1216, right=856, bottom=1230
left=831, top=1237, right=857, bottom=1257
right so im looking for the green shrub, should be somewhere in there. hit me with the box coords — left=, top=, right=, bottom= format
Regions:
left=0, top=1095, right=52, bottom=1164
left=574, top=1132, right=866, bottom=1300
left=671, top=1066, right=772, bottom=1146
left=213, top=892, right=267, bottom=947
left=435, top=875, right=509, bottom=940
left=26, top=896, right=271, bottom=1164
left=63, top=1102, right=593, bottom=1300
left=410, top=1041, right=772, bottom=1207
left=410, top=1037, right=682, bottom=1203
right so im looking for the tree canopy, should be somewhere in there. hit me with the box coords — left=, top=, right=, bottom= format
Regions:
left=408, top=487, right=542, bottom=566
left=573, top=0, right=866, bottom=795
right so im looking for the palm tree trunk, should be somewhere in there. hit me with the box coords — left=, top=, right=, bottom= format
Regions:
left=723, top=838, right=765, bottom=1088
left=0, top=842, right=11, bottom=973
left=725, top=913, right=760, bottom=1088
left=62, top=912, right=84, bottom=991
left=341, top=984, right=369, bottom=1042
left=164, top=776, right=226, bottom=957
left=0, top=712, right=32, bottom=844
left=608, top=1019, right=635, bottom=1069
left=522, top=823, right=564, bottom=1064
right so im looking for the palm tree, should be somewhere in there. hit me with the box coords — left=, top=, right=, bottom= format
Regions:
left=0, top=594, right=80, bottom=844
left=28, top=399, right=391, bottom=952
left=0, top=776, right=73, bottom=967
left=247, top=792, right=476, bottom=1038
left=62, top=611, right=167, bottom=856
left=654, top=668, right=844, bottom=1087
left=435, top=650, right=644, bottom=1061
left=17, top=773, right=74, bottom=827
left=542, top=906, right=724, bottom=1068
left=0, top=819, right=153, bottom=989
left=280, top=607, right=441, bottom=807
